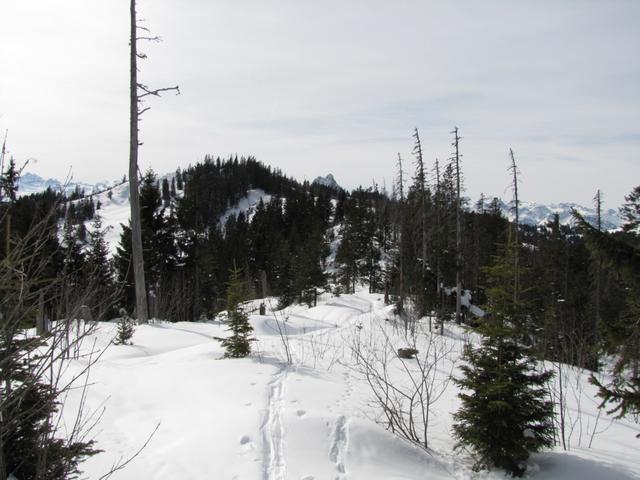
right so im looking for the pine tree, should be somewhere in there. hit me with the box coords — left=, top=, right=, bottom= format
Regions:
left=0, top=335, right=98, bottom=478
left=453, top=242, right=555, bottom=477
left=87, top=214, right=115, bottom=320
left=574, top=209, right=640, bottom=431
left=621, top=185, right=640, bottom=235
left=88, top=214, right=113, bottom=284
left=217, top=267, right=255, bottom=358
left=115, top=309, right=135, bottom=345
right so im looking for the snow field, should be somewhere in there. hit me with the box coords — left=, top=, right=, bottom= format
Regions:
left=62, top=290, right=640, bottom=479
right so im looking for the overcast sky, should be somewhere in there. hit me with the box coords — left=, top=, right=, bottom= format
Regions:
left=1, top=0, right=639, bottom=206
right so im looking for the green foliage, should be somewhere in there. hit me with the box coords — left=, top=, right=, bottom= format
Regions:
left=574, top=207, right=640, bottom=429
left=217, top=268, right=255, bottom=358
left=335, top=187, right=383, bottom=294
left=0, top=215, right=99, bottom=478
left=453, top=318, right=555, bottom=476
left=115, top=309, right=135, bottom=345
left=621, top=185, right=640, bottom=235
left=1, top=337, right=99, bottom=479
left=453, top=240, right=555, bottom=477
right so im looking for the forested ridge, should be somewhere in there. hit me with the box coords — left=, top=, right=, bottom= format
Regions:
left=4, top=152, right=637, bottom=370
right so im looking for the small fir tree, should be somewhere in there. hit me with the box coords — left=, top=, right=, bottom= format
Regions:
left=217, top=267, right=255, bottom=358
left=453, top=243, right=555, bottom=477
left=115, top=308, right=135, bottom=345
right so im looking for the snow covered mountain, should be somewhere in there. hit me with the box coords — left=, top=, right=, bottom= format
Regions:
left=480, top=198, right=622, bottom=230
left=17, top=172, right=118, bottom=198
left=312, top=173, right=340, bottom=189
left=19, top=171, right=623, bottom=238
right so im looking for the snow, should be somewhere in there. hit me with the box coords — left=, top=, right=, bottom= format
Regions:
left=312, top=173, right=340, bottom=189
left=60, top=289, right=640, bottom=480
left=87, top=181, right=132, bottom=255
left=476, top=197, right=621, bottom=230
left=219, top=189, right=272, bottom=229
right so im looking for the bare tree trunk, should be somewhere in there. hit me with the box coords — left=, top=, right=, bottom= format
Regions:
left=129, top=0, right=149, bottom=322
left=396, top=153, right=406, bottom=326
left=509, top=148, right=520, bottom=306
left=594, top=190, right=602, bottom=331
left=452, top=127, right=462, bottom=324
left=413, top=128, right=428, bottom=316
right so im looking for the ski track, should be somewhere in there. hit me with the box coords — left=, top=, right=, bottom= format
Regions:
left=262, top=294, right=369, bottom=480
left=329, top=415, right=349, bottom=479
left=261, top=366, right=288, bottom=480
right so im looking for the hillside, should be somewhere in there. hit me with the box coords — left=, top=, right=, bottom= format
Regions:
left=65, top=289, right=640, bottom=480
left=19, top=171, right=623, bottom=252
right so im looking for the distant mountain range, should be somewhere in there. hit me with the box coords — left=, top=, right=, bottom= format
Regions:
left=16, top=172, right=120, bottom=198
left=18, top=172, right=622, bottom=229
left=485, top=199, right=621, bottom=230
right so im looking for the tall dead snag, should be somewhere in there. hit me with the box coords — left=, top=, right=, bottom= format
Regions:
left=129, top=0, right=179, bottom=322
left=450, top=127, right=463, bottom=324
left=396, top=153, right=406, bottom=322
left=593, top=189, right=603, bottom=336
left=412, top=128, right=428, bottom=319
left=434, top=158, right=445, bottom=335
left=508, top=148, right=520, bottom=306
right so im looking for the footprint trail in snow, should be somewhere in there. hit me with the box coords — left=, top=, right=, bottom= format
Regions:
left=261, top=367, right=288, bottom=480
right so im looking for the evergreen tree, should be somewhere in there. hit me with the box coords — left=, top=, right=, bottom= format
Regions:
left=0, top=157, right=19, bottom=203
left=0, top=335, right=98, bottom=478
left=574, top=209, right=640, bottom=431
left=217, top=267, right=255, bottom=358
left=115, top=308, right=135, bottom=345
left=87, top=214, right=116, bottom=319
left=621, top=185, right=640, bottom=235
left=453, top=242, right=555, bottom=476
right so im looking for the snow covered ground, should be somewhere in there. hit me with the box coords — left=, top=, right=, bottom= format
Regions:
left=62, top=290, right=640, bottom=480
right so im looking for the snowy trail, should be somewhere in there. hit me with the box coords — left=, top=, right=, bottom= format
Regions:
left=329, top=415, right=349, bottom=479
left=261, top=366, right=288, bottom=480
left=64, top=290, right=640, bottom=480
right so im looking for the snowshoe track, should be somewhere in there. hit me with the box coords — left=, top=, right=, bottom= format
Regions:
left=261, top=366, right=288, bottom=480
left=329, top=415, right=349, bottom=479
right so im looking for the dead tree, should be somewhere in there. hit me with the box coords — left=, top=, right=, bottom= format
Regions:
left=129, top=0, right=179, bottom=322
left=593, top=189, right=603, bottom=329
left=508, top=148, right=520, bottom=306
left=412, top=128, right=428, bottom=319
left=434, top=158, right=445, bottom=336
left=396, top=153, right=406, bottom=324
left=450, top=127, right=463, bottom=324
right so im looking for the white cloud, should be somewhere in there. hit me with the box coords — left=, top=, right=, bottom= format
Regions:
left=1, top=0, right=638, bottom=206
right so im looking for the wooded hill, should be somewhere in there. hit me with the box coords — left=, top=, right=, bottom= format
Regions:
left=3, top=153, right=639, bottom=379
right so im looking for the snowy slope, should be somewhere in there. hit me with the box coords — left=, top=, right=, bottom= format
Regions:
left=219, top=189, right=272, bottom=228
left=82, top=181, right=131, bottom=255
left=61, top=290, right=640, bottom=480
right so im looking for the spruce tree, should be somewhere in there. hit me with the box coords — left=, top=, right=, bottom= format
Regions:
left=621, top=185, right=640, bottom=235
left=115, top=308, right=135, bottom=345
left=453, top=243, right=555, bottom=477
left=217, top=267, right=254, bottom=358
left=574, top=209, right=640, bottom=431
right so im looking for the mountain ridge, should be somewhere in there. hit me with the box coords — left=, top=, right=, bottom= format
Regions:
left=18, top=171, right=622, bottom=229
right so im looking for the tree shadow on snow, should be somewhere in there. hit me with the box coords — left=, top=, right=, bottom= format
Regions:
left=250, top=355, right=329, bottom=381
